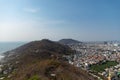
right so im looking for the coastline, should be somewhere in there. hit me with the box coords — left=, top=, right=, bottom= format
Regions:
left=0, top=52, right=5, bottom=61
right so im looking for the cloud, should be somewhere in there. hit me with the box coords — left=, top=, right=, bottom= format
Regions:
left=23, top=8, right=39, bottom=13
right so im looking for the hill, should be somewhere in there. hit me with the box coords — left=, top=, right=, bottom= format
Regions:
left=1, top=39, right=97, bottom=80
left=3, top=39, right=72, bottom=62
left=58, top=39, right=82, bottom=45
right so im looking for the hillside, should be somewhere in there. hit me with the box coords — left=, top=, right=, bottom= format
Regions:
left=1, top=39, right=97, bottom=80
left=58, top=39, right=82, bottom=45
left=3, top=39, right=72, bottom=62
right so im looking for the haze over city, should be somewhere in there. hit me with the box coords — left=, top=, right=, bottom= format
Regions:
left=0, top=0, right=120, bottom=41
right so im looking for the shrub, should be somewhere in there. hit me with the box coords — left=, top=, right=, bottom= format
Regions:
left=28, top=75, right=40, bottom=80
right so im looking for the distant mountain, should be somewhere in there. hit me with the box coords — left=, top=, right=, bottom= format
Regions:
left=59, top=39, right=82, bottom=45
left=1, top=39, right=97, bottom=80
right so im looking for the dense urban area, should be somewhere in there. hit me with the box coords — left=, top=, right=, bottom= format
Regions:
left=66, top=41, right=120, bottom=80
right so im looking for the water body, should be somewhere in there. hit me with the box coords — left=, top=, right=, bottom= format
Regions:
left=0, top=42, right=26, bottom=59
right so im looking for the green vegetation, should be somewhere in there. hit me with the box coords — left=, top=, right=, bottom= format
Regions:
left=90, top=61, right=118, bottom=72
left=28, top=75, right=40, bottom=80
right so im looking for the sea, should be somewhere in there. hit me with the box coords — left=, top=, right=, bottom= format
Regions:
left=0, top=42, right=26, bottom=60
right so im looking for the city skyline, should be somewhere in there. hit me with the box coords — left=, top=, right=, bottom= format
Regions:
left=0, top=0, right=120, bottom=41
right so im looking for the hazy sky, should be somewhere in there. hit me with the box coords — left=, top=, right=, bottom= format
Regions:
left=0, top=0, right=120, bottom=41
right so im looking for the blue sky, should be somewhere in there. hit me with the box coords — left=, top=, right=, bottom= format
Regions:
left=0, top=0, right=120, bottom=41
